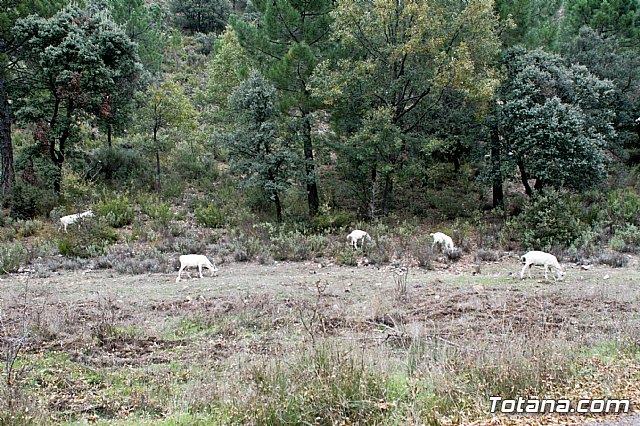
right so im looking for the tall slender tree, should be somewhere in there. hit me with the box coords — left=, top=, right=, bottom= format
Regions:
left=230, top=0, right=335, bottom=217
left=136, top=78, right=198, bottom=191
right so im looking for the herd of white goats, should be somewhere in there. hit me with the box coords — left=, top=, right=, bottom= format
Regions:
left=58, top=210, right=566, bottom=283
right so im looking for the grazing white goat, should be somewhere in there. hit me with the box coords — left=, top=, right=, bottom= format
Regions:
left=347, top=229, right=372, bottom=250
left=58, top=210, right=94, bottom=232
left=520, top=251, right=565, bottom=281
left=430, top=232, right=454, bottom=252
left=176, top=254, right=218, bottom=282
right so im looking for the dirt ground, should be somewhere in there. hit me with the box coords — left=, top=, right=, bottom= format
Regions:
left=1, top=254, right=639, bottom=424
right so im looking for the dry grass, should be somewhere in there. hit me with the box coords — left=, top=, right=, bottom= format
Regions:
left=0, top=257, right=639, bottom=424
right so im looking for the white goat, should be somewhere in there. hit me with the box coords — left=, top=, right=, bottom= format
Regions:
left=430, top=232, right=454, bottom=252
left=520, top=251, right=565, bottom=281
left=347, top=229, right=372, bottom=250
left=58, top=210, right=94, bottom=232
left=176, top=254, right=218, bottom=282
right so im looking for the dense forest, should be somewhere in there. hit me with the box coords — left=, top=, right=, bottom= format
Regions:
left=1, top=0, right=640, bottom=264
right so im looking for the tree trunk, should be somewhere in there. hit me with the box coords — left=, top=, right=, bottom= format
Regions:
left=453, top=155, right=461, bottom=173
left=369, top=166, right=378, bottom=220
left=0, top=77, right=14, bottom=201
left=107, top=124, right=112, bottom=148
left=534, top=178, right=544, bottom=193
left=301, top=113, right=319, bottom=217
left=154, top=127, right=161, bottom=191
left=490, top=139, right=504, bottom=208
left=274, top=191, right=282, bottom=224
left=517, top=159, right=533, bottom=196
left=381, top=173, right=393, bottom=215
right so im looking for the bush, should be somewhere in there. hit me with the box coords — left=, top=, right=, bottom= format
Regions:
left=505, top=190, right=584, bottom=250
left=11, top=181, right=58, bottom=220
left=0, top=241, right=28, bottom=273
left=604, top=189, right=640, bottom=227
left=476, top=248, right=499, bottom=262
left=195, top=204, right=226, bottom=228
left=595, top=252, right=629, bottom=268
left=91, top=146, right=151, bottom=185
left=58, top=222, right=119, bottom=258
left=97, top=194, right=134, bottom=228
left=311, top=208, right=354, bottom=231
left=141, top=199, right=175, bottom=228
left=610, top=224, right=640, bottom=253
left=14, top=219, right=43, bottom=239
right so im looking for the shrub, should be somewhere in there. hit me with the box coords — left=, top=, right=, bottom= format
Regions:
left=604, top=189, right=640, bottom=227
left=97, top=194, right=134, bottom=228
left=476, top=248, right=499, bottom=262
left=11, top=181, right=58, bottom=220
left=311, top=208, right=354, bottom=231
left=334, top=246, right=357, bottom=266
left=195, top=204, right=226, bottom=228
left=142, top=199, right=175, bottom=229
left=505, top=190, right=584, bottom=250
left=91, top=146, right=151, bottom=185
left=14, top=219, right=43, bottom=239
left=611, top=224, right=640, bottom=253
left=595, top=252, right=629, bottom=268
left=0, top=241, right=28, bottom=273
left=57, top=222, right=119, bottom=258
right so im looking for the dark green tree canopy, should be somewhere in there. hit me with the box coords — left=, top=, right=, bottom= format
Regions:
left=170, top=0, right=231, bottom=34
left=496, top=47, right=616, bottom=194
left=13, top=2, right=142, bottom=190
left=562, top=27, right=640, bottom=159
left=226, top=71, right=298, bottom=222
left=564, top=0, right=640, bottom=48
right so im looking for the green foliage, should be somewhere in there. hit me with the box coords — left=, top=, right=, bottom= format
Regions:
left=564, top=0, right=640, bottom=47
left=495, top=48, right=615, bottom=194
left=11, top=180, right=58, bottom=219
left=90, top=146, right=151, bottom=186
left=561, top=28, right=640, bottom=158
left=195, top=203, right=225, bottom=228
left=0, top=240, right=27, bottom=273
left=506, top=190, right=584, bottom=250
left=494, top=0, right=563, bottom=48
left=136, top=77, right=199, bottom=190
left=14, top=2, right=143, bottom=183
left=311, top=0, right=500, bottom=216
left=226, top=71, right=297, bottom=222
left=141, top=199, right=174, bottom=226
left=170, top=0, right=231, bottom=33
left=97, top=194, right=134, bottom=228
left=604, top=189, right=640, bottom=227
left=57, top=221, right=119, bottom=258
left=171, top=148, right=219, bottom=182
left=107, top=0, right=167, bottom=74
left=311, top=207, right=354, bottom=231
left=611, top=224, right=640, bottom=253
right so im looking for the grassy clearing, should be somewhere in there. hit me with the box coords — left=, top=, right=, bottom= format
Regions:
left=1, top=259, right=639, bottom=424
